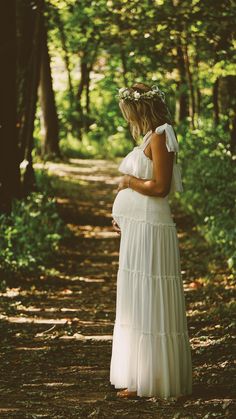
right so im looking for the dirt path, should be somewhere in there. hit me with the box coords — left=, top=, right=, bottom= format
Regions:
left=0, top=158, right=234, bottom=418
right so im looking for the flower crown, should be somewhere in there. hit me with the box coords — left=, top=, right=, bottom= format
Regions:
left=117, top=84, right=165, bottom=102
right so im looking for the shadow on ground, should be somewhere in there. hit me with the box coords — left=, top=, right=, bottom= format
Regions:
left=0, top=158, right=234, bottom=418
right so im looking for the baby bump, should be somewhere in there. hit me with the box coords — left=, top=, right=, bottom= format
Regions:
left=112, top=188, right=174, bottom=225
left=112, top=189, right=134, bottom=217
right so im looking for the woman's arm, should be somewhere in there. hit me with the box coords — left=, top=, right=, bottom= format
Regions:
left=117, top=131, right=174, bottom=197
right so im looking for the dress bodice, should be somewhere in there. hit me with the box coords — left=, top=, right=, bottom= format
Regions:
left=118, top=123, right=183, bottom=195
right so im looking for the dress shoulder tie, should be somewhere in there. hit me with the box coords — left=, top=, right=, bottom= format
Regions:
left=155, top=123, right=179, bottom=153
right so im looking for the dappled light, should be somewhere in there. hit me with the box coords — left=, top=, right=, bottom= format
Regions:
left=0, top=0, right=234, bottom=416
left=0, top=158, right=234, bottom=417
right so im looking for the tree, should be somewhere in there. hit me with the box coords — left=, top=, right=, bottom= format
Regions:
left=39, top=10, right=60, bottom=158
left=0, top=0, right=21, bottom=214
left=17, top=0, right=45, bottom=195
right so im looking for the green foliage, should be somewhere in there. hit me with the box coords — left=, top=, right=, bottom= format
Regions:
left=32, top=0, right=236, bottom=275
left=60, top=128, right=132, bottom=159
left=0, top=171, right=69, bottom=284
left=177, top=120, right=236, bottom=272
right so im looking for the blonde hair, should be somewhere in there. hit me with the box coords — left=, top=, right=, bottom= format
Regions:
left=118, top=82, right=174, bottom=142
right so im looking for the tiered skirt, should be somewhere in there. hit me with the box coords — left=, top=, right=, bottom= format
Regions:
left=110, top=188, right=192, bottom=399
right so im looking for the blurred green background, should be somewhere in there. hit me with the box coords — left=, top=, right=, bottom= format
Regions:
left=0, top=0, right=235, bottom=281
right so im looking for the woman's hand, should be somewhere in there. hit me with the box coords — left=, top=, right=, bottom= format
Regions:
left=117, top=175, right=131, bottom=193
left=112, top=218, right=121, bottom=235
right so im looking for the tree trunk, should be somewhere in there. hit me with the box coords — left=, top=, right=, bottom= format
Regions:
left=17, top=0, right=44, bottom=195
left=176, top=44, right=189, bottom=122
left=213, top=78, right=219, bottom=126
left=0, top=0, right=21, bottom=214
left=171, top=0, right=189, bottom=123
left=17, top=0, right=35, bottom=158
left=194, top=37, right=201, bottom=120
left=230, top=110, right=236, bottom=155
left=76, top=38, right=100, bottom=138
left=84, top=69, right=91, bottom=132
left=182, top=39, right=195, bottom=129
left=85, top=71, right=90, bottom=115
left=23, top=1, right=43, bottom=195
left=76, top=57, right=87, bottom=140
left=77, top=58, right=87, bottom=102
left=39, top=13, right=60, bottom=158
left=196, top=87, right=201, bottom=119
left=53, top=8, right=74, bottom=109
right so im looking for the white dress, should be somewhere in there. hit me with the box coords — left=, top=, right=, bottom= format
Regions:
left=110, top=123, right=192, bottom=399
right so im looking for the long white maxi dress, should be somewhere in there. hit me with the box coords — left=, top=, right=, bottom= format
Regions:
left=110, top=123, right=192, bottom=399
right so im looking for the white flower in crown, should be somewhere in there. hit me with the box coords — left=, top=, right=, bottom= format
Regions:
left=119, top=87, right=128, bottom=94
left=133, top=91, right=141, bottom=100
left=118, top=87, right=130, bottom=97
left=145, top=91, right=154, bottom=98
left=123, top=90, right=130, bottom=98
left=117, top=84, right=165, bottom=101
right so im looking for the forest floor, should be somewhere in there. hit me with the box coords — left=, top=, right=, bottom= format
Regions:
left=0, top=157, right=235, bottom=419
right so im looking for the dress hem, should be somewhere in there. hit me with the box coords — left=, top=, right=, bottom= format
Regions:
left=113, top=322, right=190, bottom=337
left=112, top=213, right=176, bottom=227
left=118, top=267, right=182, bottom=281
left=109, top=380, right=192, bottom=399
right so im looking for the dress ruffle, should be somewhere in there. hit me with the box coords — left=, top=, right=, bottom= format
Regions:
left=118, top=123, right=183, bottom=195
left=110, top=323, right=192, bottom=398
left=110, top=211, right=192, bottom=399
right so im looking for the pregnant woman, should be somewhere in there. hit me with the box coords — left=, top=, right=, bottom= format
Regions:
left=109, top=82, right=192, bottom=400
